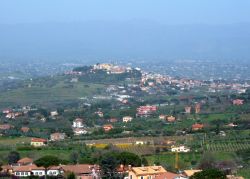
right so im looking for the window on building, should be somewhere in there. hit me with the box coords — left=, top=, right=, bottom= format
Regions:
left=21, top=172, right=24, bottom=175
left=16, top=172, right=20, bottom=176
left=140, top=176, right=144, bottom=179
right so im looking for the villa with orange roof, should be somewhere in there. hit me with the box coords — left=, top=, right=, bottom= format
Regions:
left=128, top=166, right=167, bottom=179
left=30, top=138, right=47, bottom=147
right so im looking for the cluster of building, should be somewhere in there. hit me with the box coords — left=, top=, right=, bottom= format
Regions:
left=208, top=82, right=249, bottom=94
left=136, top=105, right=158, bottom=117
left=72, top=118, right=88, bottom=135
left=159, top=115, right=176, bottom=122
left=1, top=157, right=245, bottom=179
left=2, top=106, right=38, bottom=119
left=1, top=157, right=100, bottom=178
left=93, top=63, right=131, bottom=74
left=140, top=72, right=202, bottom=92
left=184, top=103, right=201, bottom=114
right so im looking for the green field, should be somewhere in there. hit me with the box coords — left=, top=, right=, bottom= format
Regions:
left=145, top=152, right=201, bottom=170
left=0, top=80, right=104, bottom=106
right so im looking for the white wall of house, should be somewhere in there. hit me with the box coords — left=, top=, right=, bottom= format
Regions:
left=73, top=121, right=84, bottom=128
left=47, top=169, right=61, bottom=176
left=32, top=169, right=46, bottom=176
left=15, top=171, right=31, bottom=177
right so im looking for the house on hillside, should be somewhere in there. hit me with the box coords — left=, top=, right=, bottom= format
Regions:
left=2, top=108, right=12, bottom=114
left=171, top=145, right=190, bottom=153
left=73, top=128, right=88, bottom=135
left=233, top=99, right=244, bottom=105
left=50, top=111, right=58, bottom=117
left=0, top=124, right=13, bottom=130
left=50, top=132, right=66, bottom=141
left=21, top=127, right=30, bottom=133
left=167, top=116, right=176, bottom=122
left=159, top=115, right=166, bottom=120
left=72, top=118, right=85, bottom=128
left=17, top=158, right=33, bottom=166
left=95, top=111, right=104, bottom=117
left=30, top=138, right=47, bottom=147
left=109, top=118, right=118, bottom=123
left=192, top=123, right=204, bottom=131
left=185, top=106, right=191, bottom=114
left=103, top=124, right=113, bottom=132
left=195, top=103, right=201, bottom=114
left=123, top=116, right=133, bottom=123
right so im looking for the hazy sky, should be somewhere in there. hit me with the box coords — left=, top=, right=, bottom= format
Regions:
left=1, top=0, right=250, bottom=25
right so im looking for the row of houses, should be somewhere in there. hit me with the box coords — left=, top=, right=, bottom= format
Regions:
left=1, top=157, right=99, bottom=178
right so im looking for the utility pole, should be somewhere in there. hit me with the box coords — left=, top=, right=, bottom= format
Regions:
left=175, top=151, right=179, bottom=171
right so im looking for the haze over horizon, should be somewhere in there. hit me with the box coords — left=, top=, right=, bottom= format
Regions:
left=1, top=0, right=250, bottom=63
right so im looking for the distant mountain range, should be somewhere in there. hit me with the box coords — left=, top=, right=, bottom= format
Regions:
left=0, top=21, right=250, bottom=62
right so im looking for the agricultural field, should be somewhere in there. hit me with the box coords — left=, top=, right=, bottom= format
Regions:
left=205, top=140, right=250, bottom=152
left=116, top=144, right=155, bottom=155
left=0, top=136, right=31, bottom=146
left=0, top=78, right=105, bottom=107
left=145, top=152, right=202, bottom=171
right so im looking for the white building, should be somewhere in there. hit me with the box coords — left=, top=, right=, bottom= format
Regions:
left=123, top=116, right=133, bottom=123
left=171, top=145, right=190, bottom=153
left=32, top=169, right=46, bottom=177
left=72, top=118, right=85, bottom=128
left=47, top=166, right=62, bottom=176
left=135, top=141, right=144, bottom=145
left=74, top=128, right=88, bottom=135
left=50, top=111, right=58, bottom=117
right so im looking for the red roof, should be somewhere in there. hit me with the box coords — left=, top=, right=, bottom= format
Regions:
left=61, top=164, right=99, bottom=174
left=155, top=172, right=180, bottom=179
left=13, top=164, right=44, bottom=172
left=192, top=123, right=204, bottom=130
left=17, top=157, right=33, bottom=164
left=31, top=138, right=47, bottom=143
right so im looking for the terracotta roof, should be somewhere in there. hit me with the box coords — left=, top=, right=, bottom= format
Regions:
left=31, top=138, right=47, bottom=143
left=1, top=165, right=13, bottom=170
left=48, top=166, right=62, bottom=170
left=192, top=123, right=204, bottom=130
left=17, top=157, right=33, bottom=164
left=13, top=164, right=44, bottom=172
left=61, top=164, right=98, bottom=174
left=74, top=118, right=84, bottom=122
left=155, top=172, right=180, bottom=179
left=132, top=166, right=167, bottom=176
left=0, top=124, right=12, bottom=130
left=183, top=170, right=202, bottom=177
left=21, top=127, right=30, bottom=133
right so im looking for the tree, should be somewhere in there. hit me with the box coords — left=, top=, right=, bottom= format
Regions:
left=70, top=151, right=79, bottom=164
left=198, top=152, right=217, bottom=170
left=117, top=152, right=141, bottom=167
left=100, top=154, right=119, bottom=179
left=67, top=172, right=76, bottom=179
left=190, top=168, right=226, bottom=179
left=35, top=156, right=61, bottom=179
left=7, top=151, right=20, bottom=164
